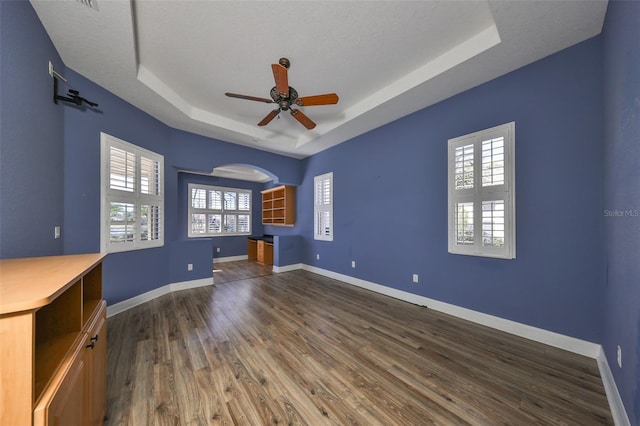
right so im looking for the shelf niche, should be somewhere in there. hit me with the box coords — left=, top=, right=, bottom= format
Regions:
left=261, top=185, right=295, bottom=226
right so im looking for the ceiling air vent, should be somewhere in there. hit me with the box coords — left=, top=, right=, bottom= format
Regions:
left=76, top=0, right=98, bottom=11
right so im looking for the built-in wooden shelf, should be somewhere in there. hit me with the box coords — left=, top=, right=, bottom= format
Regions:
left=262, top=185, right=295, bottom=226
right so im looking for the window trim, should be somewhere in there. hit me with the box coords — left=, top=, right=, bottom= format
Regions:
left=187, top=183, right=252, bottom=238
left=100, top=132, right=164, bottom=253
left=447, top=122, right=516, bottom=259
left=314, top=172, right=334, bottom=241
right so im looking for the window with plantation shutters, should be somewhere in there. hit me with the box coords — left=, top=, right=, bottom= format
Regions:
left=188, top=184, right=251, bottom=237
left=314, top=172, right=333, bottom=241
left=101, top=133, right=164, bottom=253
left=447, top=122, right=515, bottom=259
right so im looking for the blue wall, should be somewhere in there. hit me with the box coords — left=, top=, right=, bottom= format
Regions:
left=60, top=69, right=301, bottom=304
left=61, top=67, right=176, bottom=303
left=169, top=128, right=302, bottom=186
left=602, top=1, right=640, bottom=424
left=301, top=36, right=604, bottom=343
left=1, top=1, right=638, bottom=421
left=0, top=2, right=301, bottom=302
left=0, top=0, right=64, bottom=258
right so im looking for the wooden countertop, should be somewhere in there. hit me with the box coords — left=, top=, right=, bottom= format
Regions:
left=0, top=253, right=105, bottom=315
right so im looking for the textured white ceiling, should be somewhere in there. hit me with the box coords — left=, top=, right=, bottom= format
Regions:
left=31, top=0, right=607, bottom=159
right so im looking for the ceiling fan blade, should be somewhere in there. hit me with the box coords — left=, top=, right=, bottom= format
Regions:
left=225, top=92, right=274, bottom=103
left=290, top=109, right=316, bottom=130
left=258, top=109, right=281, bottom=126
left=271, top=64, right=289, bottom=98
left=295, top=93, right=339, bottom=107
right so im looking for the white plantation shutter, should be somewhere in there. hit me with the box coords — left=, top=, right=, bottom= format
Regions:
left=140, top=156, right=160, bottom=195
left=237, top=214, right=250, bottom=233
left=101, top=133, right=164, bottom=253
left=314, top=172, right=333, bottom=241
left=192, top=188, right=207, bottom=209
left=238, top=192, right=251, bottom=211
left=209, top=190, right=222, bottom=210
left=448, top=122, right=515, bottom=259
left=224, top=191, right=237, bottom=210
left=140, top=204, right=160, bottom=241
left=188, top=184, right=251, bottom=237
left=454, top=144, right=474, bottom=190
left=109, top=147, right=135, bottom=192
left=224, top=214, right=237, bottom=232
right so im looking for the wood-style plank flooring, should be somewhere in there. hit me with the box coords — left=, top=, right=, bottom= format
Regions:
left=105, top=261, right=613, bottom=425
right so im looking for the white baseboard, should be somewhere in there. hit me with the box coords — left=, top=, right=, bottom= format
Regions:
left=273, top=263, right=304, bottom=273
left=214, top=255, right=248, bottom=263
left=106, top=277, right=213, bottom=318
left=302, top=264, right=601, bottom=357
left=597, top=347, right=631, bottom=426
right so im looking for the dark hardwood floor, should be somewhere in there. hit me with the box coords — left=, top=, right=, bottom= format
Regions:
left=105, top=261, right=613, bottom=425
left=213, top=259, right=273, bottom=285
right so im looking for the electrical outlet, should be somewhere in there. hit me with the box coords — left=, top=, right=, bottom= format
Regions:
left=352, top=260, right=356, bottom=268
left=316, top=254, right=320, bottom=260
left=216, top=247, right=221, bottom=253
left=187, top=263, right=193, bottom=271
left=54, top=226, right=61, bottom=239
left=412, top=274, right=419, bottom=283
left=617, top=345, right=622, bottom=368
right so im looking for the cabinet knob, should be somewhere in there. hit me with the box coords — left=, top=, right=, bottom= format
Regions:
left=86, top=342, right=95, bottom=349
left=91, top=334, right=99, bottom=342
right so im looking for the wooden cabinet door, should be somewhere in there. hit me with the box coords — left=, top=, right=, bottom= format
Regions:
left=85, top=302, right=107, bottom=426
left=257, top=240, right=265, bottom=264
left=264, top=243, right=274, bottom=266
left=248, top=239, right=257, bottom=260
left=34, top=341, right=86, bottom=426
left=49, top=357, right=85, bottom=426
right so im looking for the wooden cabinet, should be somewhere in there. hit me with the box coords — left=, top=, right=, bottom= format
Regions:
left=0, top=254, right=106, bottom=426
left=248, top=238, right=274, bottom=265
left=262, top=185, right=296, bottom=226
left=248, top=238, right=257, bottom=260
left=256, top=240, right=274, bottom=265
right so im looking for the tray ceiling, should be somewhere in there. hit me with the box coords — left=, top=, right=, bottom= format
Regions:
left=30, top=0, right=607, bottom=159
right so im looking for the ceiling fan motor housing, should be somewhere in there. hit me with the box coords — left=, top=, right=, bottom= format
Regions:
left=270, top=86, right=298, bottom=110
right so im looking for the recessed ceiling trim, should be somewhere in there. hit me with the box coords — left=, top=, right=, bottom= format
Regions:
left=138, top=64, right=302, bottom=146
left=137, top=64, right=192, bottom=117
left=295, top=24, right=501, bottom=149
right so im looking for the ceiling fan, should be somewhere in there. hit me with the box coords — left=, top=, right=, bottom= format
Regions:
left=225, top=58, right=339, bottom=130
